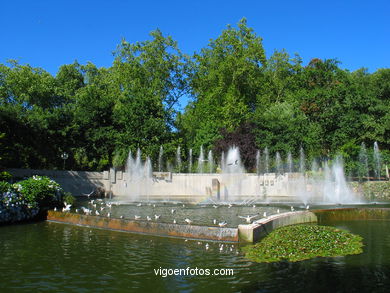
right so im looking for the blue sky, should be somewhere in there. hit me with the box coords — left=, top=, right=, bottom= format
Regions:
left=1, top=0, right=389, bottom=76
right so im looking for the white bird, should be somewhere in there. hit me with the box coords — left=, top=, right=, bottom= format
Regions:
left=218, top=221, right=227, bottom=227
left=252, top=205, right=256, bottom=208
left=184, top=218, right=192, bottom=225
left=120, top=215, right=124, bottom=219
left=137, top=203, right=142, bottom=207
left=306, top=205, right=310, bottom=210
left=219, top=244, right=224, bottom=251
left=134, top=215, right=141, bottom=220
left=228, top=204, right=233, bottom=208
left=238, top=215, right=258, bottom=223
left=263, top=212, right=267, bottom=218
left=173, top=219, right=177, bottom=224
left=154, top=214, right=161, bottom=220
left=146, top=216, right=152, bottom=221
left=83, top=189, right=95, bottom=198
left=54, top=207, right=57, bottom=211
left=81, top=207, right=91, bottom=215
left=213, top=205, right=218, bottom=209
left=95, top=210, right=100, bottom=216
left=182, top=204, right=186, bottom=208
left=291, top=206, right=295, bottom=212
left=75, top=209, right=79, bottom=213
left=62, top=203, right=71, bottom=212
left=107, top=213, right=111, bottom=217
left=213, top=219, right=217, bottom=225
left=205, top=243, right=209, bottom=250
left=171, top=209, right=176, bottom=214
left=277, top=209, right=280, bottom=214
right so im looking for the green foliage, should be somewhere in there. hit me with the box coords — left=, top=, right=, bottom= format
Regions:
left=0, top=20, right=388, bottom=171
left=243, top=224, right=363, bottom=263
left=350, top=181, right=390, bottom=201
left=15, top=175, right=62, bottom=208
left=63, top=192, right=76, bottom=206
left=0, top=171, right=12, bottom=181
left=0, top=181, right=12, bottom=194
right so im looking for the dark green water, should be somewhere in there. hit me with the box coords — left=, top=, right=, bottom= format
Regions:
left=1, top=219, right=390, bottom=292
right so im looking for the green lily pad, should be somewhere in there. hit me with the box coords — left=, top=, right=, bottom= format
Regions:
left=242, top=224, right=363, bottom=263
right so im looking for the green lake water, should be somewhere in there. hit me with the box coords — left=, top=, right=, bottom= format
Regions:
left=1, top=219, right=390, bottom=292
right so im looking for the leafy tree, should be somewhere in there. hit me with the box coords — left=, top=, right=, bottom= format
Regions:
left=111, top=29, right=188, bottom=163
left=181, top=18, right=266, bottom=152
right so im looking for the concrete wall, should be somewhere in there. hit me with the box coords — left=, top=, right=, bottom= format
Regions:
left=6, top=168, right=110, bottom=196
left=238, top=211, right=318, bottom=242
left=47, top=211, right=239, bottom=242
left=113, top=172, right=295, bottom=202
left=7, top=168, right=298, bottom=202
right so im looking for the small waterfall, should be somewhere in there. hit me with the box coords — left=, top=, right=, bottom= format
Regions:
left=197, top=146, right=204, bottom=173
left=287, top=152, right=293, bottom=173
left=188, top=148, right=193, bottom=173
left=208, top=150, right=214, bottom=173
left=358, top=143, right=369, bottom=180
left=373, top=142, right=382, bottom=179
left=275, top=152, right=283, bottom=174
left=176, top=146, right=182, bottom=173
left=264, top=147, right=269, bottom=173
left=158, top=146, right=163, bottom=172
left=256, top=150, right=261, bottom=175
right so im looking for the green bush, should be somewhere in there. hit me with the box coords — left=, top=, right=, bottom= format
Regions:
left=0, top=181, right=12, bottom=194
left=63, top=192, right=76, bottom=206
left=0, top=171, right=12, bottom=182
left=15, top=175, right=62, bottom=208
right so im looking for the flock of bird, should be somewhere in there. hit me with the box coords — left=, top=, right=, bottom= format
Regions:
left=58, top=199, right=310, bottom=227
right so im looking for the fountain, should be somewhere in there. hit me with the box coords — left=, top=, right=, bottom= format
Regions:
left=275, top=152, right=282, bottom=174
left=158, top=146, right=163, bottom=172
left=373, top=141, right=382, bottom=179
left=207, top=150, right=214, bottom=173
left=358, top=142, right=369, bottom=180
left=287, top=151, right=293, bottom=173
left=197, top=146, right=204, bottom=173
left=255, top=150, right=261, bottom=175
left=264, top=147, right=269, bottom=173
left=188, top=148, right=193, bottom=173
left=118, top=145, right=364, bottom=205
left=176, top=146, right=182, bottom=172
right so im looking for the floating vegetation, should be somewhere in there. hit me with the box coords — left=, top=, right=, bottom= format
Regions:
left=243, top=224, right=363, bottom=263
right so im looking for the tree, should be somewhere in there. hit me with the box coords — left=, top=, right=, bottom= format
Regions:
left=180, top=18, right=266, bottom=152
left=111, top=29, right=189, bottom=165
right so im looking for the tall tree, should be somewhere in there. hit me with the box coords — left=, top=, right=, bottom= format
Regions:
left=180, top=18, right=267, bottom=153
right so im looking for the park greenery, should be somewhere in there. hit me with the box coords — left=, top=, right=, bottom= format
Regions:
left=0, top=174, right=64, bottom=223
left=0, top=19, right=389, bottom=174
left=242, top=224, right=363, bottom=263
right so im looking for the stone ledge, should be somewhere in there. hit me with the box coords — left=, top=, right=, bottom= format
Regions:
left=238, top=211, right=318, bottom=243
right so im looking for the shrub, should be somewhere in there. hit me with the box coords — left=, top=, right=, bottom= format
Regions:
left=0, top=171, right=12, bottom=182
left=0, top=181, right=12, bottom=194
left=63, top=192, right=76, bottom=206
left=15, top=175, right=62, bottom=208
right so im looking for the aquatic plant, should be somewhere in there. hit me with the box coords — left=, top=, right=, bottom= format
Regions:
left=243, top=224, right=363, bottom=263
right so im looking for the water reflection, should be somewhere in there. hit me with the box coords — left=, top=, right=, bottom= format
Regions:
left=0, top=220, right=389, bottom=292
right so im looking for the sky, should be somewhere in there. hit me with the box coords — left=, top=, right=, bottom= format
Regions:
left=1, top=0, right=389, bottom=77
